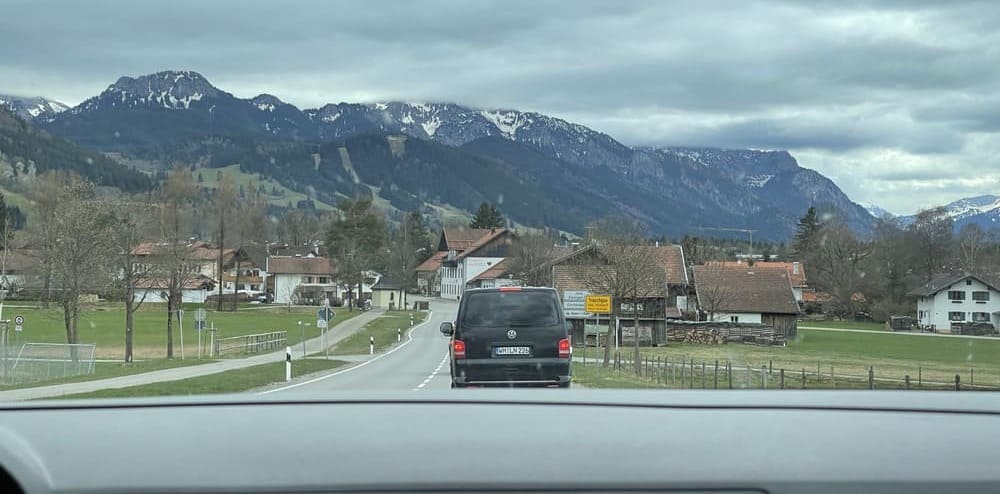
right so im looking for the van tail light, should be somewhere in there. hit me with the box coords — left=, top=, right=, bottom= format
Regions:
left=499, top=286, right=522, bottom=292
left=558, top=338, right=571, bottom=358
left=453, top=340, right=466, bottom=359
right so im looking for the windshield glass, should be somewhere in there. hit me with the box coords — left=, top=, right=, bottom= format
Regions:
left=0, top=1, right=997, bottom=400
left=461, top=292, right=561, bottom=328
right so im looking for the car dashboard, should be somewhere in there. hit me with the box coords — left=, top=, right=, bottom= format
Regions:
left=0, top=390, right=997, bottom=493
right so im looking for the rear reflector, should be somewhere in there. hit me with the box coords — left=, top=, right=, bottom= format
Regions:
left=453, top=340, right=466, bottom=359
left=498, top=286, right=522, bottom=292
left=558, top=338, right=570, bottom=358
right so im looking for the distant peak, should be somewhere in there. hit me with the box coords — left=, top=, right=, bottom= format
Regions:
left=101, top=70, right=222, bottom=109
left=252, top=94, right=284, bottom=105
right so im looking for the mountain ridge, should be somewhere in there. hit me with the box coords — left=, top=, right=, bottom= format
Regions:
left=14, top=70, right=875, bottom=240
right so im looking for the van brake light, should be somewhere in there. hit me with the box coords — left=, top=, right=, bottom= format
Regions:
left=558, top=338, right=570, bottom=358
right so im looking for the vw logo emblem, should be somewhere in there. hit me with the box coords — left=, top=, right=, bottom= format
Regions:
left=506, top=329, right=517, bottom=340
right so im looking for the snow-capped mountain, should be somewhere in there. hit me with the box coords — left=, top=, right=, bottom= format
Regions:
left=0, top=94, right=69, bottom=122
left=861, top=202, right=895, bottom=219
left=19, top=70, right=876, bottom=239
left=898, top=195, right=1000, bottom=231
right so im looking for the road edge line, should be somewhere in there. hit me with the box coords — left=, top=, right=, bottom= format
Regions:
left=259, top=310, right=434, bottom=394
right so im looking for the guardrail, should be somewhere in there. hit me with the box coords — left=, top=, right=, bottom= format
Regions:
left=213, top=331, right=287, bottom=357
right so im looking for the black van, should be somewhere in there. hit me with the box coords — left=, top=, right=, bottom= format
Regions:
left=440, top=287, right=572, bottom=388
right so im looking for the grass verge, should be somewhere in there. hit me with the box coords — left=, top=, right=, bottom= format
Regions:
left=52, top=358, right=347, bottom=399
left=0, top=358, right=212, bottom=391
left=573, top=327, right=1000, bottom=388
left=797, top=320, right=887, bottom=331
left=2, top=305, right=360, bottom=359
left=330, top=311, right=427, bottom=355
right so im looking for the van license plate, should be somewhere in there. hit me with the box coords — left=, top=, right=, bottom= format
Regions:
left=494, top=346, right=531, bottom=357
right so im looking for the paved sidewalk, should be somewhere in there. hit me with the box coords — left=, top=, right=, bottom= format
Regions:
left=0, top=309, right=385, bottom=401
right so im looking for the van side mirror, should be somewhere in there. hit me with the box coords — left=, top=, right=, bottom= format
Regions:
left=440, top=322, right=454, bottom=336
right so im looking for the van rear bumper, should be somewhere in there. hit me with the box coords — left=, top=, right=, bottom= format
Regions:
left=453, top=358, right=571, bottom=385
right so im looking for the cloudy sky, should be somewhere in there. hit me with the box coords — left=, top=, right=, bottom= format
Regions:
left=2, top=0, right=998, bottom=215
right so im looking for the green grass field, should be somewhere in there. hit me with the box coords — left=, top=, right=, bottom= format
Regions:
left=54, top=358, right=347, bottom=399
left=0, top=358, right=212, bottom=391
left=574, top=328, right=1000, bottom=388
left=330, top=311, right=427, bottom=355
left=4, top=303, right=360, bottom=359
left=797, top=320, right=887, bottom=331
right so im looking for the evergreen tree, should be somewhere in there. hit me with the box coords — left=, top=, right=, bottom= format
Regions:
left=197, top=172, right=204, bottom=183
left=791, top=206, right=821, bottom=257
left=470, top=202, right=505, bottom=229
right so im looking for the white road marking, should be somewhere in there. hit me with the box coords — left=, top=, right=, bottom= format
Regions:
left=259, top=311, right=433, bottom=394
left=414, top=351, right=450, bottom=390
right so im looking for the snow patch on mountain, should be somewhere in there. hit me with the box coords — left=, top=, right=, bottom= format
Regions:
left=746, top=174, right=774, bottom=188
left=480, top=110, right=529, bottom=138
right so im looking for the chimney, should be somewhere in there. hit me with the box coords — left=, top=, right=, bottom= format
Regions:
left=655, top=241, right=660, bottom=248
left=793, top=262, right=800, bottom=275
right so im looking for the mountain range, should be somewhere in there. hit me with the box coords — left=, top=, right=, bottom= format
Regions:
left=9, top=70, right=878, bottom=240
left=0, top=94, right=69, bottom=122
left=889, top=195, right=1000, bottom=232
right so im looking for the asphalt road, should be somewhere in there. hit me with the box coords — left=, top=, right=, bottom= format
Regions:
left=263, top=298, right=458, bottom=394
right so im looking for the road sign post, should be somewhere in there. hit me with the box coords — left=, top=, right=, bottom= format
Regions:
left=585, top=295, right=612, bottom=351
left=14, top=315, right=23, bottom=333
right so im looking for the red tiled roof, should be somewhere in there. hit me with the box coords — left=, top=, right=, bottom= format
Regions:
left=415, top=251, right=447, bottom=272
left=692, top=264, right=799, bottom=315
left=472, top=259, right=509, bottom=281
left=267, top=256, right=336, bottom=275
left=453, top=228, right=509, bottom=260
left=549, top=243, right=687, bottom=286
left=442, top=228, right=495, bottom=251
left=708, top=261, right=807, bottom=287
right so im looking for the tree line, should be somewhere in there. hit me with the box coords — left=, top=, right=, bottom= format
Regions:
left=791, top=205, right=992, bottom=321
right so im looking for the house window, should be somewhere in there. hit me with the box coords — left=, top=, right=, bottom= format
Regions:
left=947, top=291, right=966, bottom=302
left=967, top=279, right=973, bottom=286
left=730, top=316, right=739, bottom=323
left=318, top=277, right=329, bottom=284
left=973, top=291, right=990, bottom=302
left=917, top=310, right=924, bottom=319
left=972, top=312, right=991, bottom=323
left=948, top=311, right=966, bottom=322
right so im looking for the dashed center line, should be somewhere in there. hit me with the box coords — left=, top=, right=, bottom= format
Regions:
left=414, top=352, right=450, bottom=390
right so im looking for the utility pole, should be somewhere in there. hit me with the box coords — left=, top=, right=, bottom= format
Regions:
left=694, top=226, right=756, bottom=260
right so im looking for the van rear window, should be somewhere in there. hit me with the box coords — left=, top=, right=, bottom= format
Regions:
left=461, top=291, right=560, bottom=328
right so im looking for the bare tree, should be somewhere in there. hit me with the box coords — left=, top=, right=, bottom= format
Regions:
left=110, top=201, right=160, bottom=363
left=812, top=221, right=873, bottom=319
left=580, top=239, right=665, bottom=371
left=958, top=223, right=988, bottom=273
left=508, top=232, right=557, bottom=286
left=25, top=172, right=64, bottom=308
left=160, top=165, right=198, bottom=359
left=909, top=207, right=953, bottom=282
left=34, top=174, right=117, bottom=357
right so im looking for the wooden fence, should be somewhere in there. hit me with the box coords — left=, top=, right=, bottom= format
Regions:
left=578, top=350, right=997, bottom=391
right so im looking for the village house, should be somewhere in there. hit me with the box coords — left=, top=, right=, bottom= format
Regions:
left=692, top=263, right=800, bottom=337
left=707, top=260, right=810, bottom=302
left=436, top=227, right=513, bottom=299
left=548, top=243, right=689, bottom=346
left=132, top=275, right=216, bottom=304
left=370, top=276, right=405, bottom=309
left=266, top=255, right=337, bottom=305
left=908, top=272, right=1000, bottom=332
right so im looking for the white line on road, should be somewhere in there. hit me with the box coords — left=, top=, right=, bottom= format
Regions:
left=259, top=311, right=434, bottom=394
left=414, top=352, right=450, bottom=391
